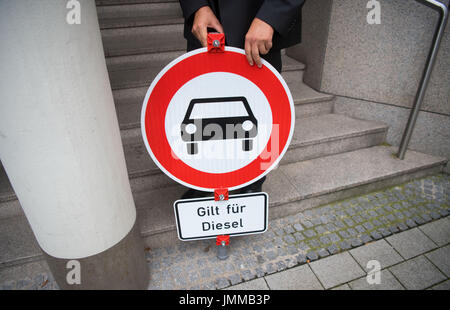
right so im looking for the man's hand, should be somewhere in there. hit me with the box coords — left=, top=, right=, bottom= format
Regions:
left=192, top=6, right=224, bottom=47
left=245, top=18, right=274, bottom=68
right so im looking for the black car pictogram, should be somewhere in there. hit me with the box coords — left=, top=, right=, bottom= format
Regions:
left=180, top=97, right=258, bottom=155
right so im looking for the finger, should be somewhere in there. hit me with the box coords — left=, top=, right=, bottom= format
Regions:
left=252, top=43, right=262, bottom=68
left=198, top=26, right=208, bottom=47
left=210, top=20, right=224, bottom=34
left=264, top=40, right=273, bottom=53
left=259, top=42, right=269, bottom=55
left=245, top=40, right=254, bottom=66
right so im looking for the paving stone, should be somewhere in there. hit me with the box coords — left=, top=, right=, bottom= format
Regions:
left=316, top=225, right=328, bottom=235
left=405, top=219, right=417, bottom=228
left=284, top=225, right=295, bottom=234
left=344, top=218, right=355, bottom=226
left=386, top=228, right=437, bottom=259
left=389, top=256, right=446, bottom=290
left=384, top=206, right=393, bottom=212
left=298, top=242, right=310, bottom=252
left=255, top=267, right=265, bottom=278
left=266, top=250, right=278, bottom=260
left=418, top=218, right=450, bottom=246
left=325, top=223, right=338, bottom=232
left=335, top=220, right=346, bottom=229
left=319, top=236, right=330, bottom=245
left=339, top=230, right=350, bottom=239
left=413, top=215, right=426, bottom=225
left=389, top=225, right=400, bottom=234
left=283, top=235, right=296, bottom=244
left=363, top=222, right=374, bottom=230
left=350, top=239, right=404, bottom=271
left=439, top=209, right=449, bottom=217
left=304, top=229, right=317, bottom=238
left=331, top=284, right=352, bottom=290
left=372, top=219, right=382, bottom=227
left=285, top=257, right=297, bottom=268
left=339, top=240, right=351, bottom=250
left=386, top=214, right=396, bottom=221
left=265, top=263, right=277, bottom=275
left=293, top=223, right=304, bottom=232
left=228, top=274, right=243, bottom=286
left=301, top=220, right=314, bottom=228
left=296, top=254, right=307, bottom=264
left=430, top=279, right=450, bottom=290
left=225, top=278, right=269, bottom=290
left=355, top=225, right=365, bottom=233
left=395, top=222, right=407, bottom=231
left=327, top=244, right=339, bottom=255
left=309, top=252, right=365, bottom=289
left=308, top=239, right=321, bottom=249
left=311, top=218, right=322, bottom=226
left=425, top=245, right=450, bottom=277
left=378, top=227, right=392, bottom=238
left=265, top=264, right=324, bottom=290
left=294, top=232, right=305, bottom=241
left=430, top=211, right=441, bottom=220
left=351, top=238, right=363, bottom=248
left=347, top=228, right=358, bottom=237
left=375, top=208, right=385, bottom=215
left=348, top=270, right=404, bottom=290
left=360, top=234, right=372, bottom=244
left=370, top=231, right=382, bottom=240
left=317, top=248, right=330, bottom=258
left=306, top=251, right=319, bottom=262
left=276, top=261, right=287, bottom=272
left=328, top=233, right=340, bottom=243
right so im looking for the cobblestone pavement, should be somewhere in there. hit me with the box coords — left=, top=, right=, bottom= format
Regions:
left=0, top=173, right=449, bottom=290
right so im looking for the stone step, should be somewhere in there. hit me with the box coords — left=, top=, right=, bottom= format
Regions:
left=109, top=53, right=305, bottom=90
left=1, top=146, right=445, bottom=266
left=100, top=146, right=450, bottom=249
left=97, top=2, right=183, bottom=29
left=124, top=113, right=389, bottom=191
left=114, top=70, right=333, bottom=131
left=0, top=113, right=386, bottom=213
left=107, top=53, right=305, bottom=91
left=101, top=24, right=185, bottom=57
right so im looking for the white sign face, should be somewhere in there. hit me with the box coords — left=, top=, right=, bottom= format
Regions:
left=165, top=72, right=273, bottom=174
left=174, top=193, right=268, bottom=241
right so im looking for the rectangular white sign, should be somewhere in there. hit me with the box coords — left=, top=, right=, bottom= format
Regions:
left=174, top=192, right=268, bottom=241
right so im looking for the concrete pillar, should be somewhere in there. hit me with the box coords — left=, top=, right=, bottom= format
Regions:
left=0, top=0, right=148, bottom=289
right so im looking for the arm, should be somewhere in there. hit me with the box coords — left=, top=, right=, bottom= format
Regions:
left=256, top=0, right=305, bottom=37
left=179, top=1, right=224, bottom=47
left=245, top=0, right=305, bottom=68
left=179, top=0, right=209, bottom=21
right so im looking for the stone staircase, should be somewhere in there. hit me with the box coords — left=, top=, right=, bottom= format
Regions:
left=0, top=0, right=447, bottom=270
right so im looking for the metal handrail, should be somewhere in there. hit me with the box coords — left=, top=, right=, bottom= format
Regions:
left=397, top=0, right=449, bottom=159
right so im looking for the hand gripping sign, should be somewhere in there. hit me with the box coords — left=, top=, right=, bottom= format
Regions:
left=141, top=34, right=295, bottom=242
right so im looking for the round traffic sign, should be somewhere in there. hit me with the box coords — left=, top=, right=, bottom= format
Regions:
left=141, top=47, right=295, bottom=191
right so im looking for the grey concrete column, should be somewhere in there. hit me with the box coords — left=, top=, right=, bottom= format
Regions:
left=0, top=0, right=148, bottom=289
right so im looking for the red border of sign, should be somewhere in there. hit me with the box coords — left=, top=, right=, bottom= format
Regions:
left=141, top=47, right=294, bottom=191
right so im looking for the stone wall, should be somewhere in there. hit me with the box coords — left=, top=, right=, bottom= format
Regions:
left=287, top=0, right=449, bottom=172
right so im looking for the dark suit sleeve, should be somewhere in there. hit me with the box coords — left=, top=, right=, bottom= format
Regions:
left=179, top=0, right=210, bottom=20
left=256, top=0, right=305, bottom=37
